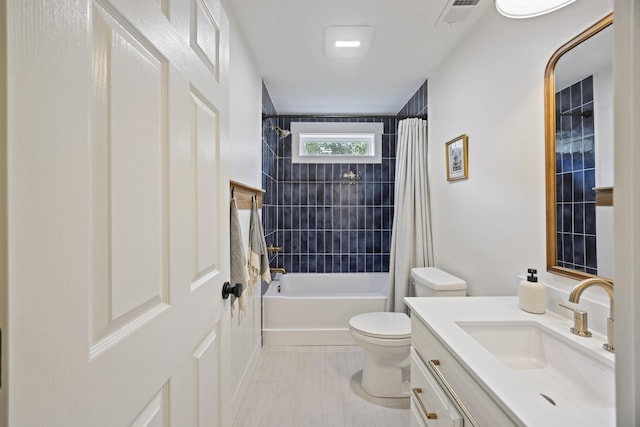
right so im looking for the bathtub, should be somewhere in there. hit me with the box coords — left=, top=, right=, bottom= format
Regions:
left=262, top=272, right=388, bottom=345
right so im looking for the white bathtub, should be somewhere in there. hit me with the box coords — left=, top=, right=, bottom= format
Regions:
left=262, top=272, right=388, bottom=345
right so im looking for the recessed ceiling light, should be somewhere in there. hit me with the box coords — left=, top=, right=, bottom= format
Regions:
left=325, top=26, right=373, bottom=58
left=335, top=40, right=361, bottom=48
left=495, top=0, right=575, bottom=19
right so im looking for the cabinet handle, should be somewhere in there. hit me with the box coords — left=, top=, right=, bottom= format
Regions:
left=412, top=387, right=437, bottom=419
left=428, top=359, right=481, bottom=427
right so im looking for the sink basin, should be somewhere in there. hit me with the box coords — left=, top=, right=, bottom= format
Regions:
left=457, top=321, right=615, bottom=410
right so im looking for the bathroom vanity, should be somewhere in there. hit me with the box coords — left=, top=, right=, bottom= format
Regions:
left=405, top=297, right=615, bottom=427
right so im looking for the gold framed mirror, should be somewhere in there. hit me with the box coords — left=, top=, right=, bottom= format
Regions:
left=545, top=13, right=613, bottom=283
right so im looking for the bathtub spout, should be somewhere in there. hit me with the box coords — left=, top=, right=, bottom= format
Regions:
left=270, top=267, right=287, bottom=274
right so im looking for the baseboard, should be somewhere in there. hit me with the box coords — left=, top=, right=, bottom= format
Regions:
left=230, top=336, right=262, bottom=421
left=262, top=328, right=356, bottom=346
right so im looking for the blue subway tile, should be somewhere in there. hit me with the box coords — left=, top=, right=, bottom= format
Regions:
left=316, top=231, right=325, bottom=253
left=573, top=171, right=585, bottom=202
left=324, top=164, right=334, bottom=181
left=583, top=76, right=594, bottom=103
left=308, top=232, right=317, bottom=253
left=365, top=255, right=375, bottom=272
left=584, top=169, right=596, bottom=201
left=562, top=204, right=573, bottom=233
left=325, top=207, right=334, bottom=229
left=308, top=183, right=317, bottom=204
left=332, top=232, right=341, bottom=252
left=332, top=255, right=342, bottom=272
left=573, top=203, right=584, bottom=234
left=291, top=231, right=300, bottom=253
left=299, top=164, right=308, bottom=181
left=350, top=231, right=359, bottom=253
left=300, top=207, right=309, bottom=229
left=573, top=234, right=585, bottom=267
left=585, top=235, right=597, bottom=269
left=341, top=230, right=350, bottom=253
left=570, top=82, right=582, bottom=109
left=324, top=184, right=333, bottom=204
left=583, top=136, right=595, bottom=169
left=584, top=203, right=596, bottom=235
left=358, top=231, right=366, bottom=252
left=365, top=231, right=375, bottom=253
left=298, top=255, right=309, bottom=273
left=308, top=207, right=317, bottom=228
left=382, top=255, right=390, bottom=272
left=308, top=254, right=317, bottom=273
left=562, top=233, right=574, bottom=263
left=349, top=255, right=358, bottom=273
left=583, top=102, right=594, bottom=136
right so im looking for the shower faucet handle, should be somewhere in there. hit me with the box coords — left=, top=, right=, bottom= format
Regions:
left=268, top=244, right=283, bottom=253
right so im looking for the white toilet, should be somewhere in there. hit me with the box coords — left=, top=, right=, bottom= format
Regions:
left=349, top=267, right=467, bottom=398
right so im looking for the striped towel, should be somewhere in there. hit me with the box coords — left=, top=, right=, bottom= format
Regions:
left=248, top=198, right=271, bottom=291
left=230, top=197, right=249, bottom=317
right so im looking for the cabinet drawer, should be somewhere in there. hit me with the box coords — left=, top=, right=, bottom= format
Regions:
left=411, top=316, right=517, bottom=426
left=411, top=349, right=463, bottom=427
left=410, top=401, right=428, bottom=427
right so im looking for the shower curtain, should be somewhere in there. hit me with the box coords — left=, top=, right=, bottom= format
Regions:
left=387, top=118, right=434, bottom=312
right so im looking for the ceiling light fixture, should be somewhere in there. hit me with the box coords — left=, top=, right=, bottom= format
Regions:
left=335, top=40, right=361, bottom=48
left=495, top=0, right=575, bottom=19
left=325, top=26, right=373, bottom=58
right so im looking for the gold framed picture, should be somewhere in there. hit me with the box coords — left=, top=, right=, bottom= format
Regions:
left=445, top=134, right=468, bottom=181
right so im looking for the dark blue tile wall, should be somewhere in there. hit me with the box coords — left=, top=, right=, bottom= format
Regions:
left=261, top=82, right=278, bottom=290
left=274, top=115, right=397, bottom=273
left=261, top=79, right=428, bottom=274
left=555, top=76, right=597, bottom=275
left=398, top=80, right=428, bottom=117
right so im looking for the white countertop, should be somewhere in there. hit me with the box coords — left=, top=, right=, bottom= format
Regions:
left=405, top=296, right=615, bottom=427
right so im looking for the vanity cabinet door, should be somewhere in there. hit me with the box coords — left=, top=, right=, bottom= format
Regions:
left=411, top=316, right=517, bottom=426
left=410, top=403, right=429, bottom=427
left=411, top=349, right=463, bottom=427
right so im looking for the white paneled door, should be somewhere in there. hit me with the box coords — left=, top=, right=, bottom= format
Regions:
left=6, top=0, right=230, bottom=425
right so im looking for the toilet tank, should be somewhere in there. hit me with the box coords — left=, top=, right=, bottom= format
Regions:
left=411, top=267, right=467, bottom=297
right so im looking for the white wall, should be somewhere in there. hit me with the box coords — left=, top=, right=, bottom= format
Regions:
left=613, top=0, right=640, bottom=423
left=428, top=1, right=613, bottom=316
left=594, top=67, right=614, bottom=279
left=220, top=4, right=264, bottom=421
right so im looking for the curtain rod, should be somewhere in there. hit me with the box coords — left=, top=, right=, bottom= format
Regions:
left=261, top=113, right=427, bottom=121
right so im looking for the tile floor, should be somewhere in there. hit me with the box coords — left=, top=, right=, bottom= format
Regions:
left=233, top=346, right=410, bottom=427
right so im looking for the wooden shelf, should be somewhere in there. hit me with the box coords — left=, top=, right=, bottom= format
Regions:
left=230, top=180, right=265, bottom=209
left=595, top=186, right=613, bottom=206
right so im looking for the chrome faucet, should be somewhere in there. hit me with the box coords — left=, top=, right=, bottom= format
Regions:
left=270, top=267, right=287, bottom=275
left=568, top=278, right=614, bottom=353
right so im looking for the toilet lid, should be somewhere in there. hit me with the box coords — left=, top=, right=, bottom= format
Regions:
left=349, top=312, right=411, bottom=339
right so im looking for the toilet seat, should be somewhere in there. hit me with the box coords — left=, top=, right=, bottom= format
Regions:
left=349, top=312, right=411, bottom=339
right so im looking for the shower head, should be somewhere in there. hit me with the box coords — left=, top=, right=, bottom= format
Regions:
left=270, top=125, right=291, bottom=139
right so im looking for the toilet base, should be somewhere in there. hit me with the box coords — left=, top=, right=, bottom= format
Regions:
left=360, top=353, right=411, bottom=398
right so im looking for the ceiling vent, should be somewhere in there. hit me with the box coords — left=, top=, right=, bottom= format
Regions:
left=436, top=0, right=481, bottom=25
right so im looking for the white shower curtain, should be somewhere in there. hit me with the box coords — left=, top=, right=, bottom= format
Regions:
left=387, top=118, right=434, bottom=312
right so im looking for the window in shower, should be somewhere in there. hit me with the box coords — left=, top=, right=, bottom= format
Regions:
left=291, top=122, right=383, bottom=164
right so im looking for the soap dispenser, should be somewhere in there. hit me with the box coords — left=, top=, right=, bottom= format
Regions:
left=519, top=268, right=546, bottom=314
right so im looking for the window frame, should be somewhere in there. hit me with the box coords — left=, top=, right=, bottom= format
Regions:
left=290, top=122, right=383, bottom=164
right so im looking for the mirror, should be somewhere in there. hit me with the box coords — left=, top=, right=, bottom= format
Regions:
left=545, top=14, right=613, bottom=283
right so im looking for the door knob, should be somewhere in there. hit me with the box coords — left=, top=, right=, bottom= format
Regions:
left=222, top=282, right=243, bottom=299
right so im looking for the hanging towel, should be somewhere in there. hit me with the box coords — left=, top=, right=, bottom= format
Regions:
left=248, top=197, right=271, bottom=292
left=230, top=197, right=249, bottom=317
